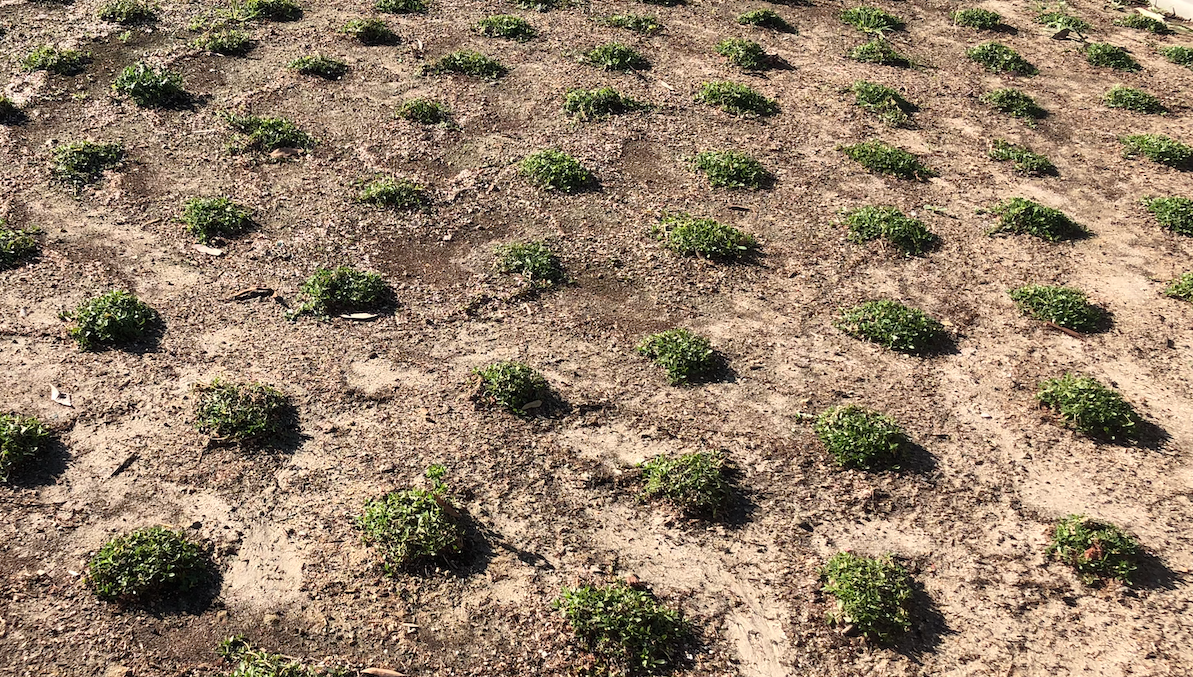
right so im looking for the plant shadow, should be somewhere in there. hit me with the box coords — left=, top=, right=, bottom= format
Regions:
left=8, top=436, right=71, bottom=488
left=897, top=440, right=937, bottom=475
left=120, top=559, right=223, bottom=617
left=891, top=578, right=953, bottom=662
left=1131, top=550, right=1181, bottom=591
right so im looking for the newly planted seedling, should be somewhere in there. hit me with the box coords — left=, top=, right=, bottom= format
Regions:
left=696, top=81, right=779, bottom=116
left=1048, top=515, right=1140, bottom=584
left=218, top=638, right=340, bottom=677
left=1036, top=6, right=1088, bottom=31
left=1037, top=373, right=1140, bottom=441
left=51, top=141, right=124, bottom=186
left=1103, top=85, right=1164, bottom=114
left=0, top=225, right=40, bottom=269
left=737, top=9, right=793, bottom=32
left=288, top=55, right=348, bottom=79
left=821, top=552, right=912, bottom=642
left=715, top=37, right=770, bottom=70
left=840, top=141, right=936, bottom=180
left=989, top=139, right=1055, bottom=175
left=236, top=0, right=302, bottom=21
left=989, top=197, right=1088, bottom=241
left=564, top=87, right=646, bottom=120
left=849, top=39, right=911, bottom=67
left=639, top=450, right=730, bottom=516
left=471, top=361, right=550, bottom=415
left=845, top=205, right=938, bottom=256
left=64, top=290, right=158, bottom=350
left=653, top=213, right=756, bottom=260
left=180, top=197, right=253, bottom=242
left=692, top=150, right=773, bottom=189
left=357, top=465, right=463, bottom=571
left=88, top=527, right=211, bottom=602
left=376, top=0, right=425, bottom=13
left=291, top=266, right=388, bottom=318
left=193, top=378, right=288, bottom=443
left=1120, top=134, right=1192, bottom=169
left=1143, top=196, right=1193, bottom=236
left=519, top=149, right=594, bottom=192
left=495, top=241, right=565, bottom=282
left=555, top=581, right=689, bottom=672
left=513, top=0, right=559, bottom=10
left=112, top=63, right=187, bottom=108
left=1085, top=43, right=1140, bottom=71
left=340, top=18, right=398, bottom=44
left=475, top=14, right=536, bottom=41
left=1165, top=272, right=1193, bottom=301
left=850, top=80, right=915, bottom=126
left=222, top=112, right=315, bottom=152
left=357, top=177, right=429, bottom=210
left=636, top=328, right=719, bottom=384
left=815, top=404, right=909, bottom=470
left=97, top=0, right=156, bottom=24
left=952, top=7, right=1001, bottom=29
left=22, top=46, right=89, bottom=75
left=1114, top=13, right=1170, bottom=34
left=1161, top=46, right=1193, bottom=68
left=193, top=29, right=253, bottom=55
left=840, top=5, right=903, bottom=33
left=582, top=42, right=649, bottom=70
left=836, top=299, right=945, bottom=353
left=0, top=414, right=52, bottom=483
left=602, top=13, right=662, bottom=34
left=967, top=42, right=1037, bottom=75
left=423, top=50, right=508, bottom=78
left=981, top=88, right=1045, bottom=121
left=396, top=98, right=451, bottom=125
left=1009, top=285, right=1105, bottom=332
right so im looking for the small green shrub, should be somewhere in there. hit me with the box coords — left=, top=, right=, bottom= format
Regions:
left=181, top=197, right=253, bottom=242
left=475, top=14, right=535, bottom=41
left=0, top=226, right=40, bottom=269
left=222, top=112, right=315, bottom=151
left=967, top=42, right=1037, bottom=75
left=653, top=213, right=756, bottom=260
left=357, top=466, right=462, bottom=571
left=1114, top=13, right=1170, bottom=34
left=236, top=0, right=302, bottom=21
left=0, top=414, right=52, bottom=483
left=989, top=197, right=1088, bottom=241
left=836, top=299, right=945, bottom=353
left=636, top=328, right=718, bottom=384
left=287, top=55, right=348, bottom=79
left=519, top=149, right=594, bottom=192
left=1049, top=515, right=1140, bottom=584
left=850, top=80, right=914, bottom=126
left=97, top=0, right=156, bottom=24
left=471, top=361, right=550, bottom=415
left=396, top=98, right=451, bottom=125
left=840, top=5, right=903, bottom=33
left=1161, top=45, right=1193, bottom=68
left=1009, top=285, right=1104, bottom=332
left=22, top=46, right=89, bottom=75
left=112, top=63, right=187, bottom=107
left=52, top=141, right=124, bottom=187
left=989, top=139, right=1055, bottom=175
left=639, top=451, right=729, bottom=516
left=193, top=379, right=288, bottom=442
left=495, top=241, right=564, bottom=282
left=696, top=81, right=779, bottom=116
left=602, top=13, right=662, bottom=34
left=423, top=50, right=507, bottom=78
left=849, top=39, right=911, bottom=67
left=1036, top=7, right=1088, bottom=31
left=564, top=87, right=646, bottom=120
left=1165, top=272, right=1193, bottom=301
left=513, top=0, right=559, bottom=10
left=357, top=177, right=428, bottom=210
left=815, top=405, right=908, bottom=470
left=1120, top=134, right=1192, bottom=169
left=193, top=29, right=253, bottom=55
left=555, top=581, right=689, bottom=672
left=692, top=150, right=772, bottom=190
left=840, top=141, right=936, bottom=180
left=1037, top=373, right=1140, bottom=440
left=1085, top=43, right=1140, bottom=71
left=715, top=37, right=769, bottom=70
left=218, top=638, right=340, bottom=677
left=981, top=88, right=1045, bottom=120
left=291, top=266, right=387, bottom=318
left=845, top=205, right=938, bottom=256
left=64, top=290, right=157, bottom=351
left=583, top=42, right=649, bottom=70
left=952, top=7, right=1001, bottom=29
left=1103, top=85, right=1164, bottom=114
left=0, top=97, right=22, bottom=124
left=1144, top=196, right=1193, bottom=236
left=821, top=552, right=912, bottom=642
left=376, top=0, right=425, bottom=13
left=737, top=8, right=793, bottom=31
left=340, top=18, right=398, bottom=45
left=88, top=527, right=210, bottom=602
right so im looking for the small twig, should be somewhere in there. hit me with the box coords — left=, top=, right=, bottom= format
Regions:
left=1044, top=321, right=1085, bottom=339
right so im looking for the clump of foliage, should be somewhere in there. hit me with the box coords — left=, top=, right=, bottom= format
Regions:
left=1165, top=272, right=1193, bottom=301
left=217, top=637, right=344, bottom=677
left=97, top=0, right=156, bottom=24
left=952, top=7, right=1001, bottom=29
left=1103, top=85, right=1164, bottom=114
left=376, top=0, right=425, bottom=13
left=357, top=465, right=463, bottom=571
left=1037, top=373, right=1141, bottom=440
left=1048, top=515, right=1140, bottom=584
left=737, top=8, right=793, bottom=31
left=967, top=42, right=1037, bottom=75
left=0, top=225, right=40, bottom=269
left=815, top=405, right=908, bottom=470
left=112, top=63, right=187, bottom=108
left=653, top=213, right=756, bottom=260
left=512, top=0, right=559, bottom=10
left=423, top=50, right=507, bottom=78
left=193, top=379, right=288, bottom=443
left=234, top=0, right=302, bottom=21
left=696, top=81, right=778, bottom=116
left=0, top=414, right=52, bottom=483
left=641, top=0, right=682, bottom=5
left=51, top=141, right=125, bottom=187
left=0, top=97, right=22, bottom=124
left=1085, top=43, right=1140, bottom=71
left=287, top=55, right=348, bottom=79
left=981, top=88, right=1046, bottom=121
left=340, top=18, right=398, bottom=45
left=472, top=361, right=550, bottom=415
left=989, top=139, right=1055, bottom=175
left=564, top=87, right=646, bottom=120
left=989, top=197, right=1088, bottom=241
left=1161, top=45, right=1193, bottom=68
left=518, top=149, right=594, bottom=192
left=836, top=300, right=945, bottom=353
left=181, top=197, right=253, bottom=242
left=396, top=98, right=451, bottom=125
left=555, top=581, right=689, bottom=672
left=582, top=42, right=649, bottom=70
left=821, top=552, right=912, bottom=641
left=850, top=80, right=914, bottom=126
left=475, top=14, right=536, bottom=41
left=1120, top=134, right=1192, bottom=169
left=639, top=451, right=729, bottom=516
left=1144, top=196, right=1193, bottom=236
left=840, top=141, right=936, bottom=180
left=849, top=39, right=911, bottom=67
left=636, top=328, right=718, bottom=384
left=495, top=241, right=564, bottom=282
left=357, top=177, right=429, bottom=210
left=222, top=112, right=315, bottom=152
left=22, top=46, right=89, bottom=75
left=88, top=527, right=210, bottom=602
left=845, top=205, right=938, bottom=256
left=291, top=266, right=387, bottom=318
left=692, top=150, right=773, bottom=189
left=715, top=37, right=769, bottom=70
left=1036, top=6, right=1088, bottom=31
left=1114, top=13, right=1170, bottom=34
left=1009, top=285, right=1104, bottom=332
left=840, top=5, right=903, bottom=33
left=602, top=13, right=662, bottom=34
left=193, top=29, right=253, bottom=55
left=64, top=290, right=157, bottom=351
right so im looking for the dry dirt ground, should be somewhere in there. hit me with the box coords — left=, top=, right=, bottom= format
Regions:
left=2, top=0, right=1193, bottom=674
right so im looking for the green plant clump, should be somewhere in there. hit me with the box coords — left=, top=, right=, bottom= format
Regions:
left=1085, top=43, right=1140, bottom=71
left=952, top=7, right=1001, bottom=29
left=112, top=63, right=187, bottom=107
left=814, top=405, right=909, bottom=470
left=692, top=149, right=772, bottom=190
left=636, top=328, right=718, bottom=384
left=52, top=141, right=125, bottom=187
left=376, top=0, right=425, bottom=13
left=653, top=213, right=756, bottom=260
left=237, top=0, right=302, bottom=21
left=0, top=414, right=52, bottom=483
left=340, top=18, right=398, bottom=44
left=602, top=13, right=662, bottom=34
left=1144, top=196, right=1193, bottom=236
left=292, top=266, right=387, bottom=318
left=841, top=5, right=903, bottom=33
left=97, top=0, right=156, bottom=24
left=222, top=113, right=315, bottom=151
left=981, top=88, right=1045, bottom=120
left=475, top=14, right=536, bottom=41
left=737, top=8, right=793, bottom=32
left=396, top=98, right=451, bottom=125
left=357, top=466, right=463, bottom=571
left=821, top=552, right=912, bottom=641
left=1103, top=85, right=1164, bottom=114
left=1120, top=134, right=1193, bottom=169
left=715, top=37, right=770, bottom=70
left=472, top=361, right=550, bottom=415
left=1009, top=285, right=1104, bottom=332
left=836, top=299, right=945, bottom=353
left=22, top=46, right=89, bottom=75
left=850, top=80, right=914, bottom=126
left=555, top=581, right=689, bottom=672
left=849, top=39, right=911, bottom=67
left=840, top=141, right=936, bottom=180
left=1036, top=7, right=1089, bottom=31
left=845, top=205, right=938, bottom=256
left=193, top=29, right=253, bottom=55
left=217, top=637, right=342, bottom=677
left=564, top=87, right=646, bottom=120
left=989, top=139, right=1055, bottom=175
left=989, top=197, right=1088, bottom=241
left=967, top=42, right=1037, bottom=75
left=181, top=196, right=253, bottom=242
left=288, top=55, right=348, bottom=79
left=639, top=451, right=729, bottom=516
left=0, top=226, right=40, bottom=269
left=1161, top=45, right=1193, bottom=68
left=519, top=149, right=593, bottom=192
left=696, top=81, right=778, bottom=116
left=64, top=290, right=157, bottom=350
left=1037, top=373, right=1141, bottom=440
left=423, top=50, right=507, bottom=78
left=88, top=527, right=210, bottom=602
left=1165, top=272, right=1193, bottom=301
left=1114, top=13, right=1170, bottom=34
left=357, top=177, right=428, bottom=210
left=583, top=42, right=649, bottom=70
left=1048, top=515, right=1140, bottom=584
left=193, top=378, right=288, bottom=442
left=495, top=241, right=564, bottom=282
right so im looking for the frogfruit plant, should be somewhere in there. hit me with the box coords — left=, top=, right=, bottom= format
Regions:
left=357, top=465, right=463, bottom=572
left=471, top=361, right=550, bottom=415
left=396, top=98, right=451, bottom=125
left=356, top=177, right=429, bottom=210
left=1037, top=373, right=1140, bottom=441
left=0, top=225, right=40, bottom=269
left=1165, top=272, right=1193, bottom=301
left=555, top=581, right=689, bottom=672
left=582, top=42, right=649, bottom=70
left=1009, top=285, right=1104, bottom=333
left=180, top=197, right=254, bottom=242
left=1114, top=14, right=1171, bottom=34
left=737, top=9, right=793, bottom=32
left=518, top=149, right=594, bottom=192
left=1119, top=134, right=1192, bottom=169
left=340, top=18, right=399, bottom=45
left=952, top=8, right=1001, bottom=29
left=696, top=81, right=779, bottom=116
left=22, top=46, right=89, bottom=75
left=840, top=141, right=936, bottom=180
left=192, top=379, right=288, bottom=443
left=850, top=80, right=915, bottom=126
left=1048, top=514, right=1140, bottom=584
left=639, top=451, right=730, bottom=516
left=88, top=527, right=211, bottom=602
left=222, top=112, right=315, bottom=152
left=1085, top=43, right=1140, bottom=71
left=51, top=141, right=125, bottom=187
left=636, top=328, right=718, bottom=384
left=836, top=299, right=945, bottom=353
left=980, top=88, right=1045, bottom=121
left=1143, top=196, right=1193, bottom=236
left=967, top=42, right=1037, bottom=75
left=989, top=139, right=1055, bottom=175
left=495, top=241, right=565, bottom=283
left=821, top=552, right=912, bottom=642
left=715, top=38, right=769, bottom=70
left=849, top=39, right=911, bottom=67
left=844, top=205, right=938, bottom=256
left=988, top=197, right=1088, bottom=241
left=1103, top=86, right=1164, bottom=114
left=0, top=414, right=52, bottom=483
left=563, top=87, right=646, bottom=120
left=64, top=290, right=158, bottom=351
left=692, top=150, right=773, bottom=189
left=474, top=14, right=536, bottom=41
left=288, top=55, right=348, bottom=79
left=422, top=50, right=507, bottom=78
left=290, top=266, right=387, bottom=318
left=815, top=405, right=909, bottom=470
left=653, top=213, right=756, bottom=260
